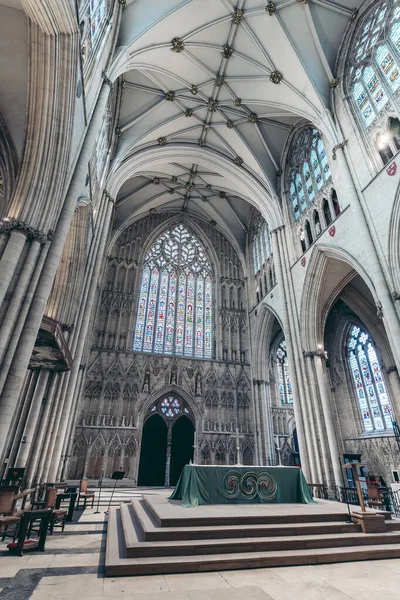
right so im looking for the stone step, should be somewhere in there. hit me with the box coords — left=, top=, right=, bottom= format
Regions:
left=121, top=502, right=400, bottom=558
left=131, top=497, right=363, bottom=541
left=106, top=509, right=400, bottom=576
left=141, top=495, right=352, bottom=528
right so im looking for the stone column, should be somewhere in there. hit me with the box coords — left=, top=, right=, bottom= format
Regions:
left=314, top=353, right=343, bottom=486
left=0, top=239, right=42, bottom=362
left=303, top=354, right=333, bottom=486
left=271, top=228, right=312, bottom=481
left=0, top=79, right=112, bottom=463
left=15, top=370, right=50, bottom=469
left=25, top=373, right=59, bottom=487
left=387, top=366, right=400, bottom=421
left=278, top=226, right=323, bottom=484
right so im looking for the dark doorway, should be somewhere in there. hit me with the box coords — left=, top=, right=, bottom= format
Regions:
left=170, top=416, right=194, bottom=486
left=138, top=414, right=167, bottom=486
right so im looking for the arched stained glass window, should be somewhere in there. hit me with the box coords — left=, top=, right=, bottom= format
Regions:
left=347, top=325, right=393, bottom=432
left=349, top=1, right=400, bottom=134
left=287, top=128, right=331, bottom=220
left=276, top=340, right=293, bottom=404
left=133, top=223, right=213, bottom=358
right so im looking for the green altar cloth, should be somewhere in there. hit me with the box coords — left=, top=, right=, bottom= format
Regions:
left=169, top=465, right=313, bottom=508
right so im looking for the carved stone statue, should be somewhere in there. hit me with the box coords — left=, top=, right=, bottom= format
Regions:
left=143, top=369, right=150, bottom=393
left=195, top=373, right=202, bottom=396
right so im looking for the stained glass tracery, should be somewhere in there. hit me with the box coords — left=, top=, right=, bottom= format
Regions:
left=276, top=339, right=293, bottom=404
left=350, top=0, right=400, bottom=128
left=347, top=324, right=392, bottom=432
left=133, top=224, right=212, bottom=358
left=288, top=128, right=331, bottom=220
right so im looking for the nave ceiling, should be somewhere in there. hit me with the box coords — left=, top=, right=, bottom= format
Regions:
left=111, top=0, right=362, bottom=249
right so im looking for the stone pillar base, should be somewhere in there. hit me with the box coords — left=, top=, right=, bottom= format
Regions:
left=351, top=511, right=387, bottom=533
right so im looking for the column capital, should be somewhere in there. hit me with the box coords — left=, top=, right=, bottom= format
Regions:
left=104, top=190, right=116, bottom=204
left=332, top=139, right=348, bottom=160
left=0, top=219, right=52, bottom=244
left=101, top=72, right=113, bottom=89
left=386, top=365, right=398, bottom=375
left=270, top=224, right=285, bottom=235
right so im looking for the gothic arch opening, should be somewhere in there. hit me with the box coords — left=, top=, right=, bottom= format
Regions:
left=137, top=394, right=195, bottom=487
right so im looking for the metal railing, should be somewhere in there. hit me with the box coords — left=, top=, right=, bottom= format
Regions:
left=307, top=484, right=400, bottom=518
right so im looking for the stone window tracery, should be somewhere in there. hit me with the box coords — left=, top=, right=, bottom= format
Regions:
left=347, top=324, right=393, bottom=433
left=286, top=126, right=339, bottom=254
left=133, top=223, right=213, bottom=358
left=348, top=0, right=400, bottom=164
left=288, top=127, right=331, bottom=221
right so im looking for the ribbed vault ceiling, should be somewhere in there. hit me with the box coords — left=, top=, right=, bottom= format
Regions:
left=113, top=0, right=362, bottom=248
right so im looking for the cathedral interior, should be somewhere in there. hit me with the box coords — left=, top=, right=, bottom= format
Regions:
left=2, top=0, right=400, bottom=567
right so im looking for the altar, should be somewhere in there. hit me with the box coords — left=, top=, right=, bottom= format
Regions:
left=169, top=465, right=313, bottom=507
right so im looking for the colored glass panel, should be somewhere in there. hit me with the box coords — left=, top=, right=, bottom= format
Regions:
left=276, top=339, right=293, bottom=404
left=302, top=161, right=315, bottom=202
left=353, top=80, right=375, bottom=126
left=195, top=277, right=204, bottom=357
left=175, top=273, right=186, bottom=356
left=310, top=149, right=323, bottom=191
left=185, top=273, right=195, bottom=355
left=154, top=270, right=168, bottom=353
left=165, top=271, right=177, bottom=354
left=290, top=179, right=300, bottom=220
left=204, top=276, right=212, bottom=358
left=133, top=267, right=150, bottom=351
left=377, top=43, right=400, bottom=91
left=295, top=172, right=307, bottom=211
left=143, top=267, right=159, bottom=352
left=363, top=65, right=388, bottom=112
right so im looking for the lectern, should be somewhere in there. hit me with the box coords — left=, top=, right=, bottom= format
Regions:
left=105, top=471, right=125, bottom=514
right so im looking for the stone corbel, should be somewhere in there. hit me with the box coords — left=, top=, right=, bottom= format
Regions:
left=391, top=291, right=400, bottom=301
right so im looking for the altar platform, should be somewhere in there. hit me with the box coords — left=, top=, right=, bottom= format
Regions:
left=105, top=490, right=400, bottom=576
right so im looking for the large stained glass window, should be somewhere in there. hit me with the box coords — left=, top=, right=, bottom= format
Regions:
left=133, top=223, right=213, bottom=358
left=349, top=1, right=400, bottom=129
left=288, top=128, right=331, bottom=220
left=89, top=0, right=107, bottom=41
left=347, top=324, right=393, bottom=432
left=276, top=339, right=293, bottom=404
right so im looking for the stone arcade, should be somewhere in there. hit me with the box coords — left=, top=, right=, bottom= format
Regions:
left=2, top=0, right=400, bottom=595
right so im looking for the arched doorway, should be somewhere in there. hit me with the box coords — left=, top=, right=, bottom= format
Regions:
left=138, top=395, right=195, bottom=486
left=170, top=416, right=195, bottom=486
left=137, top=414, right=167, bottom=486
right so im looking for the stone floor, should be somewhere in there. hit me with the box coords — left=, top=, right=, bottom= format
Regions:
left=1, top=487, right=400, bottom=600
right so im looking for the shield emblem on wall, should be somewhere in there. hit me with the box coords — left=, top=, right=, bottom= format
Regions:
left=387, top=162, right=397, bottom=176
left=329, top=225, right=336, bottom=237
left=301, top=257, right=306, bottom=267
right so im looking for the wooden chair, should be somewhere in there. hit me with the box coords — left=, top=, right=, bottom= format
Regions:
left=8, top=509, right=52, bottom=556
left=367, top=485, right=384, bottom=509
left=0, top=490, right=20, bottom=542
left=30, top=488, right=67, bottom=535
left=77, top=479, right=95, bottom=509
